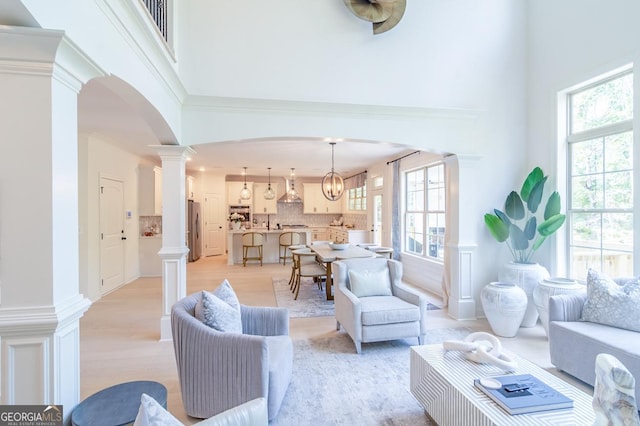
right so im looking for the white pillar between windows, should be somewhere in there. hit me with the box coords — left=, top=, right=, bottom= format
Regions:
left=444, top=154, right=482, bottom=320
left=0, top=27, right=103, bottom=421
left=153, top=145, right=194, bottom=341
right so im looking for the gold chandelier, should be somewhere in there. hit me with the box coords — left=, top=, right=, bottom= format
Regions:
left=321, top=142, right=344, bottom=201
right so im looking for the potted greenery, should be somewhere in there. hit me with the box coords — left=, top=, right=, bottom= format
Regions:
left=483, top=166, right=566, bottom=328
left=484, top=166, right=566, bottom=263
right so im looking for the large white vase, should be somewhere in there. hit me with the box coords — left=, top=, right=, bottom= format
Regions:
left=498, top=262, right=550, bottom=328
left=533, top=277, right=585, bottom=336
left=480, top=281, right=528, bottom=338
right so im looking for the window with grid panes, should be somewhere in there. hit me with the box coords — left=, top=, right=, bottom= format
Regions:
left=404, top=163, right=445, bottom=260
left=566, top=70, right=634, bottom=280
left=347, top=184, right=366, bottom=211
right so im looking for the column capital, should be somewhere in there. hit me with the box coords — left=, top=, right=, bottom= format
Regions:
left=0, top=26, right=106, bottom=92
left=150, top=145, right=196, bottom=160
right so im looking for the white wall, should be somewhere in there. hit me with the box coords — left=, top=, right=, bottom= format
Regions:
left=527, top=0, right=640, bottom=274
left=79, top=133, right=144, bottom=301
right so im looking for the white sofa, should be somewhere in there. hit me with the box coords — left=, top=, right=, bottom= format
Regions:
left=548, top=291, right=640, bottom=403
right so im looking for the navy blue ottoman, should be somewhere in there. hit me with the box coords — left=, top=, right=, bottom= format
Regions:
left=71, top=380, right=167, bottom=426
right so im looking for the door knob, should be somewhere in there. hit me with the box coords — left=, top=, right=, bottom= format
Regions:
left=121, top=236, right=127, bottom=240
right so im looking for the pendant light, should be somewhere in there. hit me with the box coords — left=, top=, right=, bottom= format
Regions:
left=288, top=168, right=299, bottom=200
left=321, top=142, right=344, bottom=201
left=240, top=167, right=252, bottom=200
left=264, top=167, right=276, bottom=200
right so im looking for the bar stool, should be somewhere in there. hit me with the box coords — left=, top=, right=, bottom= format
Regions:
left=279, top=232, right=302, bottom=265
left=242, top=232, right=264, bottom=266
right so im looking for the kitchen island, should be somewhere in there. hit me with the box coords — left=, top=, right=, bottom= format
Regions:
left=227, top=228, right=311, bottom=265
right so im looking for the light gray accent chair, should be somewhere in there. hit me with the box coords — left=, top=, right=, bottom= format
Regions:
left=548, top=291, right=640, bottom=404
left=333, top=258, right=428, bottom=354
left=171, top=293, right=293, bottom=422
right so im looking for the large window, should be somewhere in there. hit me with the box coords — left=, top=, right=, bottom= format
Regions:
left=404, top=164, right=445, bottom=260
left=566, top=71, right=634, bottom=280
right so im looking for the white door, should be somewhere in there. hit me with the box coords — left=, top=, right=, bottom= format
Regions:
left=100, top=177, right=125, bottom=295
left=372, top=193, right=383, bottom=246
left=204, top=192, right=225, bottom=256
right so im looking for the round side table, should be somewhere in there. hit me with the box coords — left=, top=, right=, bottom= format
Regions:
left=71, top=380, right=167, bottom=426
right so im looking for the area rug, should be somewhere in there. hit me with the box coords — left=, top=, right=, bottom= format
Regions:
left=272, top=277, right=442, bottom=319
left=272, top=328, right=472, bottom=426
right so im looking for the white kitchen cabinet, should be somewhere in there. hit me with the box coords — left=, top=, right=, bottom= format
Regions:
left=227, top=181, right=254, bottom=206
left=303, top=183, right=342, bottom=214
left=309, top=227, right=329, bottom=242
left=139, top=165, right=162, bottom=215
left=253, top=183, right=278, bottom=214
left=328, top=227, right=369, bottom=244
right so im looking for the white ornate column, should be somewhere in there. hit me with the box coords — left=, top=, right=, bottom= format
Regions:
left=153, top=146, right=195, bottom=341
left=0, top=27, right=103, bottom=419
left=444, top=155, right=482, bottom=320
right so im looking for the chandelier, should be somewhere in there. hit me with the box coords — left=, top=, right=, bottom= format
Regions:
left=240, top=167, right=252, bottom=200
left=321, top=142, right=344, bottom=201
left=264, top=167, right=276, bottom=200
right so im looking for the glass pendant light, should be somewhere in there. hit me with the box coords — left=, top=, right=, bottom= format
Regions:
left=321, top=142, right=344, bottom=201
left=264, top=167, right=276, bottom=200
left=288, top=168, right=299, bottom=200
left=240, top=167, right=252, bottom=200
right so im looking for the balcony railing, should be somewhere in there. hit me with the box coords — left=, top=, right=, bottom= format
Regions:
left=142, top=0, right=167, bottom=41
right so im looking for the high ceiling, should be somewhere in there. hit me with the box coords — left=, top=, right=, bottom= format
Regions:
left=78, top=79, right=419, bottom=178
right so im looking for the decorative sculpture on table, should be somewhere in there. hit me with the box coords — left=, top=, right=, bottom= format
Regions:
left=443, top=332, right=517, bottom=372
left=593, top=353, right=640, bottom=426
left=343, top=0, right=407, bottom=34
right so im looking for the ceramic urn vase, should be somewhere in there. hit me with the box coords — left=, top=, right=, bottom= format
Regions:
left=232, top=221, right=241, bottom=230
left=498, top=262, right=550, bottom=328
left=533, top=277, right=585, bottom=336
left=480, top=281, right=528, bottom=338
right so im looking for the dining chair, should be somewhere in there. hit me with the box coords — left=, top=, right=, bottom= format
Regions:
left=292, top=251, right=327, bottom=300
left=279, top=232, right=303, bottom=265
left=242, top=232, right=264, bottom=266
left=288, top=248, right=311, bottom=290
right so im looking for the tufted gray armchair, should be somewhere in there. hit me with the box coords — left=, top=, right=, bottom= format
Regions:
left=171, top=293, right=292, bottom=421
left=333, top=258, right=428, bottom=354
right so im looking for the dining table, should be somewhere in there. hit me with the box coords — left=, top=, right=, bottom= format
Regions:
left=309, top=243, right=376, bottom=300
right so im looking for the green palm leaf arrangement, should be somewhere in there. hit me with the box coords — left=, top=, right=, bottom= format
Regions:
left=484, top=167, right=566, bottom=264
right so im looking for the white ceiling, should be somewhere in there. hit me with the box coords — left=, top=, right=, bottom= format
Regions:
left=78, top=80, right=419, bottom=178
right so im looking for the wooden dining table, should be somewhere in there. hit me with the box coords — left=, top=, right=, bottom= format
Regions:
left=309, top=243, right=376, bottom=300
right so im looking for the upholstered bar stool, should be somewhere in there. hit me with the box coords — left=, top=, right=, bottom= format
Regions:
left=242, top=232, right=264, bottom=266
left=279, top=232, right=302, bottom=265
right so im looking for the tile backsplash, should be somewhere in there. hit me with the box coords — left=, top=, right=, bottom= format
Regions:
left=252, top=203, right=366, bottom=229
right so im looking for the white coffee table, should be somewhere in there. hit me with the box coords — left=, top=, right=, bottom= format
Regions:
left=410, top=344, right=595, bottom=425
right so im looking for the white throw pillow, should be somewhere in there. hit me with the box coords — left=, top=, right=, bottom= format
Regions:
left=134, top=393, right=182, bottom=426
left=194, top=279, right=242, bottom=333
left=581, top=268, right=640, bottom=332
left=348, top=268, right=392, bottom=297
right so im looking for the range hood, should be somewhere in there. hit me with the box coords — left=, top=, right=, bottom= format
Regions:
left=278, top=177, right=302, bottom=203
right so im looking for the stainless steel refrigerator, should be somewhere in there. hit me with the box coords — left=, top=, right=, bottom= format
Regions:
left=188, top=200, right=201, bottom=262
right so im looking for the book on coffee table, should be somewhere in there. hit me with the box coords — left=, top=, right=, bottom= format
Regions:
left=474, top=374, right=573, bottom=415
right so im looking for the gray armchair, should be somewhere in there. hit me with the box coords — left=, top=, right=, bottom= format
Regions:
left=171, top=293, right=293, bottom=421
left=333, top=258, right=428, bottom=354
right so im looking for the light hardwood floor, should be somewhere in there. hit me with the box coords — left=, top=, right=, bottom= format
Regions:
left=79, top=255, right=589, bottom=424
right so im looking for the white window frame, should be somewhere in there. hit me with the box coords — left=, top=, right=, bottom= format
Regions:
left=403, top=162, right=445, bottom=262
left=561, top=67, right=638, bottom=279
